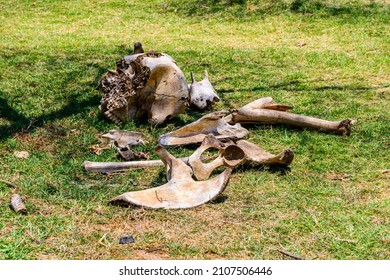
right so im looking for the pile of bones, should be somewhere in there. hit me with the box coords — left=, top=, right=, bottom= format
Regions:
left=84, top=43, right=354, bottom=209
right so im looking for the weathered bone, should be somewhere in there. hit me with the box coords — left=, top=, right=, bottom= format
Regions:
left=99, top=51, right=189, bottom=125
left=84, top=139, right=291, bottom=177
left=188, top=134, right=245, bottom=180
left=158, top=111, right=249, bottom=147
left=236, top=140, right=294, bottom=166
left=189, top=70, right=220, bottom=109
left=84, top=158, right=188, bottom=173
left=102, top=130, right=145, bottom=147
left=10, top=194, right=27, bottom=214
left=229, top=97, right=353, bottom=136
left=101, top=130, right=147, bottom=160
left=109, top=146, right=232, bottom=209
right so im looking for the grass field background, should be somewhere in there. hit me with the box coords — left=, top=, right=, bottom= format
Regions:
left=0, top=0, right=389, bottom=259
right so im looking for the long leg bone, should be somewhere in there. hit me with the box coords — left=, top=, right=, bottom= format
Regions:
left=84, top=160, right=164, bottom=173
left=83, top=157, right=191, bottom=173
left=158, top=111, right=249, bottom=147
left=229, top=97, right=353, bottom=136
left=109, top=146, right=232, bottom=209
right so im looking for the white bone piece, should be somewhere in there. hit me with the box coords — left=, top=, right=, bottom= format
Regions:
left=188, top=134, right=245, bottom=180
left=158, top=111, right=249, bottom=147
left=189, top=70, right=220, bottom=109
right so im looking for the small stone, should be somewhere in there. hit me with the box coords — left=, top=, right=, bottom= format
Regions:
left=119, top=236, right=135, bottom=244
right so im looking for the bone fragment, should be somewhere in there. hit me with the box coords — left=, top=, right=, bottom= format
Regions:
left=230, top=97, right=353, bottom=136
left=102, top=130, right=147, bottom=161
left=189, top=70, right=220, bottom=109
left=188, top=134, right=245, bottom=180
left=102, top=130, right=145, bottom=147
left=158, top=111, right=249, bottom=147
left=236, top=140, right=294, bottom=166
left=110, top=146, right=232, bottom=209
left=10, top=194, right=27, bottom=214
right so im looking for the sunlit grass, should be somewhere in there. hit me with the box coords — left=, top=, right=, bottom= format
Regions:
left=0, top=0, right=389, bottom=260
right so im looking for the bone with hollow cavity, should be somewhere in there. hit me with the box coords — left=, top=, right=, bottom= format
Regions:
left=109, top=146, right=232, bottom=209
left=188, top=134, right=245, bottom=180
left=99, top=51, right=189, bottom=125
left=189, top=70, right=220, bottom=109
left=158, top=110, right=249, bottom=147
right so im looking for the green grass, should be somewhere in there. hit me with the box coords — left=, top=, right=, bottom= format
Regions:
left=0, top=0, right=389, bottom=260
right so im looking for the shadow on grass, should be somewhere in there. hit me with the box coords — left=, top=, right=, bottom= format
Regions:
left=170, top=0, right=389, bottom=20
left=234, top=163, right=292, bottom=176
left=0, top=94, right=101, bottom=141
left=0, top=50, right=118, bottom=141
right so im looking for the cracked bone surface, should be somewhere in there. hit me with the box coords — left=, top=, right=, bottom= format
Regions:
left=188, top=134, right=245, bottom=180
left=99, top=51, right=189, bottom=125
left=109, top=146, right=232, bottom=209
left=102, top=130, right=145, bottom=147
left=158, top=111, right=249, bottom=147
left=101, top=130, right=146, bottom=160
left=189, top=70, right=220, bottom=109
left=229, top=97, right=353, bottom=136
left=236, top=140, right=294, bottom=166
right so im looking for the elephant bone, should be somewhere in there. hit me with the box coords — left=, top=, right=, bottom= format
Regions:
left=229, top=97, right=353, bottom=136
left=99, top=50, right=189, bottom=125
left=236, top=140, right=294, bottom=167
left=188, top=134, right=245, bottom=180
left=189, top=70, right=220, bottom=109
left=101, top=130, right=147, bottom=161
left=158, top=110, right=249, bottom=147
left=109, top=146, right=232, bottom=209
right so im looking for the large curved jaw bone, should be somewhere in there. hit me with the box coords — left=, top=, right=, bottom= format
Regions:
left=228, top=97, right=353, bottom=136
left=189, top=70, right=220, bottom=109
left=188, top=134, right=245, bottom=180
left=109, top=146, right=232, bottom=209
left=158, top=111, right=249, bottom=147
